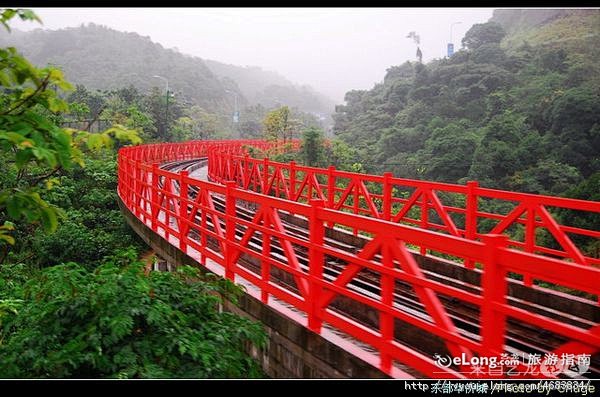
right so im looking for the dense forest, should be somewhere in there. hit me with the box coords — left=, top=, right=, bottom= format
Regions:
left=0, top=23, right=334, bottom=131
left=0, top=24, right=232, bottom=113
left=333, top=9, right=600, bottom=199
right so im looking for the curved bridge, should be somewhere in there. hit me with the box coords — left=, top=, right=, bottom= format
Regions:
left=118, top=139, right=600, bottom=378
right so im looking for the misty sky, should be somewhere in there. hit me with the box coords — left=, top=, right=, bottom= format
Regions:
left=12, top=7, right=495, bottom=102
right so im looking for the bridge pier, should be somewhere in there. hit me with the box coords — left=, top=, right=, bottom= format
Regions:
left=150, top=256, right=176, bottom=272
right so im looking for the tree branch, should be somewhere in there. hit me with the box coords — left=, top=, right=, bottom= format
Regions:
left=0, top=244, right=10, bottom=265
left=28, top=166, right=62, bottom=187
left=85, top=104, right=107, bottom=132
left=2, top=73, right=51, bottom=115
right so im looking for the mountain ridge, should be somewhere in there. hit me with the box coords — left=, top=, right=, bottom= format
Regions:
left=0, top=23, right=334, bottom=118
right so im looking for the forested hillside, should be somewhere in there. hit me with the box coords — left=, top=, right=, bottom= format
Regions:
left=205, top=59, right=335, bottom=117
left=0, top=23, right=334, bottom=120
left=0, top=24, right=237, bottom=114
left=333, top=9, right=600, bottom=199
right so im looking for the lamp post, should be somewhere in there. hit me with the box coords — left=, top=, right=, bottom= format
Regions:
left=153, top=75, right=169, bottom=138
left=448, top=21, right=462, bottom=57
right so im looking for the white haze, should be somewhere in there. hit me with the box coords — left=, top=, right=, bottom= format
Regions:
left=10, top=7, right=494, bottom=103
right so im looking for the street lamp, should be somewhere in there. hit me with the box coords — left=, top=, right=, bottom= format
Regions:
left=153, top=75, right=169, bottom=138
left=448, top=21, right=462, bottom=57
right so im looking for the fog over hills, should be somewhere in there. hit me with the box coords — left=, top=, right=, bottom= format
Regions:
left=0, top=23, right=335, bottom=118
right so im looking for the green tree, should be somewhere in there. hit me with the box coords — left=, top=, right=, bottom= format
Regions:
left=331, top=9, right=600, bottom=200
left=506, top=159, right=583, bottom=195
left=556, top=172, right=600, bottom=257
left=300, top=127, right=325, bottom=167
left=422, top=121, right=480, bottom=182
left=468, top=112, right=543, bottom=187
left=144, top=87, right=183, bottom=141
left=0, top=12, right=266, bottom=381
left=326, top=139, right=359, bottom=171
left=27, top=154, right=144, bottom=268
left=100, top=89, right=154, bottom=140
left=547, top=85, right=600, bottom=176
left=262, top=106, right=300, bottom=142
left=238, top=104, right=266, bottom=139
left=462, top=22, right=506, bottom=50
left=67, top=84, right=106, bottom=124
left=0, top=255, right=266, bottom=378
left=172, top=106, right=220, bottom=141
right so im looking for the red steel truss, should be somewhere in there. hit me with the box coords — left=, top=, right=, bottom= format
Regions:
left=118, top=140, right=600, bottom=378
left=208, top=150, right=600, bottom=277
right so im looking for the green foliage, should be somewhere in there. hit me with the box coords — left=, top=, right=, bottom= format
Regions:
left=0, top=221, right=15, bottom=245
left=269, top=129, right=360, bottom=176
left=329, top=9, right=600, bottom=274
left=238, top=104, right=266, bottom=139
left=0, top=9, right=278, bottom=380
left=499, top=10, right=600, bottom=62
left=67, top=84, right=106, bottom=119
left=0, top=9, right=139, bottom=255
left=326, top=139, right=359, bottom=171
left=0, top=263, right=30, bottom=297
left=300, top=127, right=326, bottom=167
left=0, top=263, right=31, bottom=327
left=462, top=22, right=506, bottom=50
left=507, top=159, right=582, bottom=195
left=332, top=9, right=600, bottom=202
left=0, top=8, right=41, bottom=32
left=262, top=106, right=300, bottom=142
left=22, top=154, right=145, bottom=268
left=172, top=106, right=220, bottom=141
left=68, top=102, right=90, bottom=122
left=0, top=189, right=62, bottom=234
left=422, top=121, right=481, bottom=182
left=0, top=255, right=266, bottom=378
left=546, top=85, right=600, bottom=177
left=556, top=172, right=600, bottom=257
left=0, top=298, right=21, bottom=327
left=240, top=103, right=321, bottom=140
left=468, top=112, right=542, bottom=187
left=59, top=74, right=325, bottom=145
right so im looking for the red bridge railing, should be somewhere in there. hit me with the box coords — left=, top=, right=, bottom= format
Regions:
left=208, top=152, right=600, bottom=279
left=118, top=140, right=600, bottom=378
